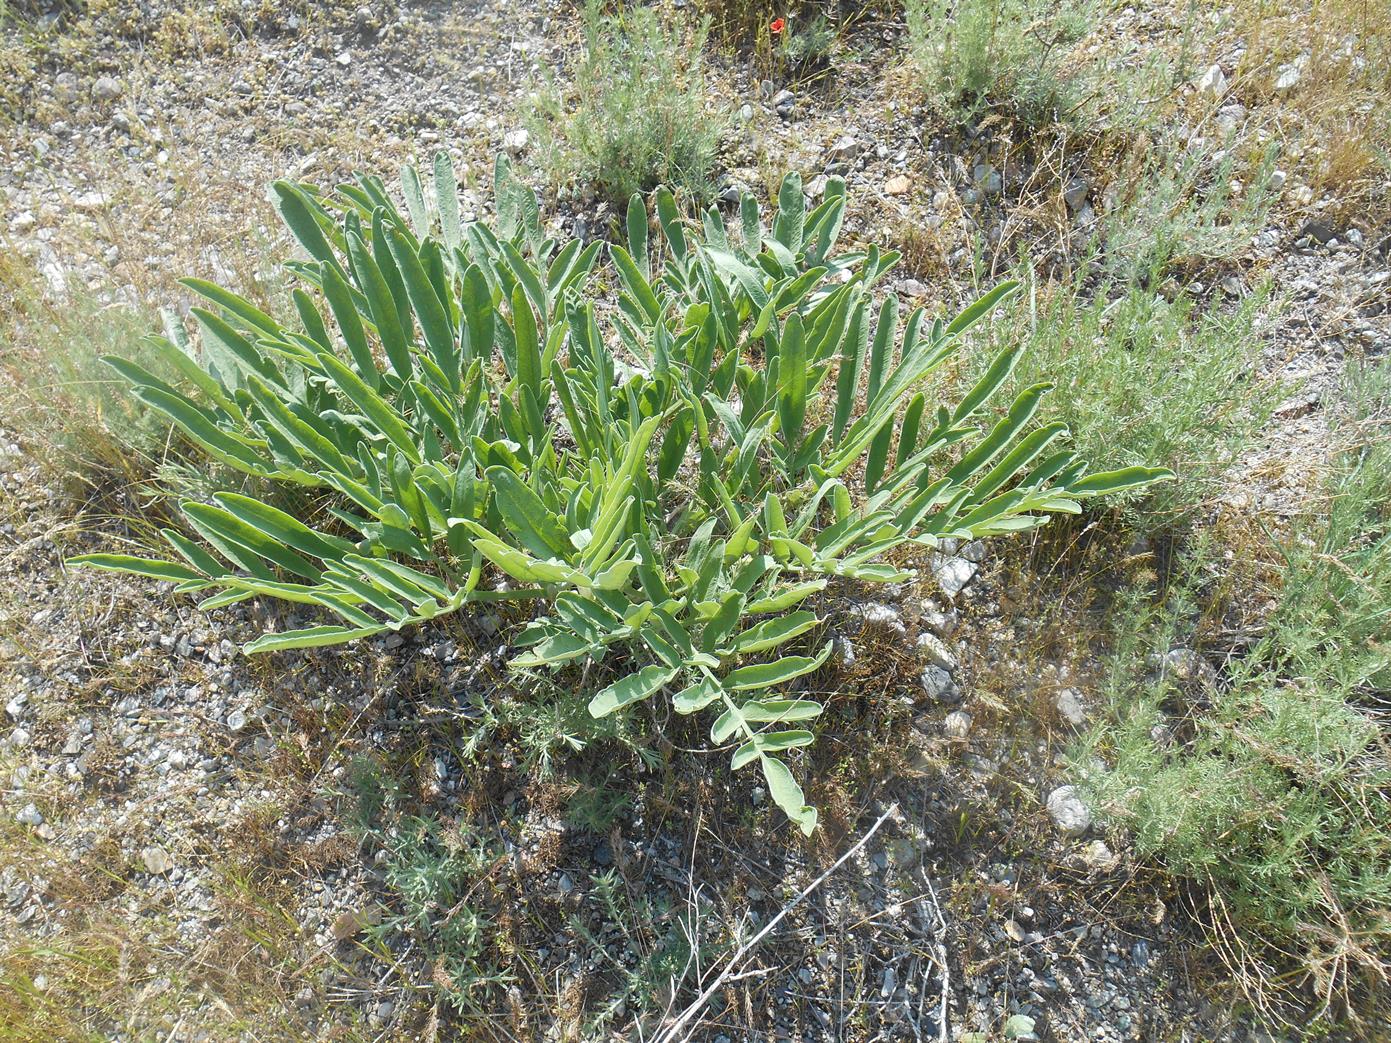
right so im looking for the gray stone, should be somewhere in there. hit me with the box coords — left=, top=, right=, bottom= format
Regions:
left=1063, top=176, right=1088, bottom=212
left=920, top=665, right=954, bottom=700
left=92, top=76, right=123, bottom=103
left=141, top=845, right=173, bottom=875
left=1003, top=1013, right=1038, bottom=1039
left=1045, top=785, right=1091, bottom=837
left=16, top=804, right=43, bottom=827
left=916, top=632, right=957, bottom=672
left=828, top=134, right=859, bottom=162
left=1300, top=218, right=1338, bottom=245
left=1055, top=688, right=1087, bottom=728
left=972, top=163, right=1002, bottom=196
left=932, top=555, right=978, bottom=598
left=503, top=128, right=529, bottom=155
left=920, top=603, right=959, bottom=635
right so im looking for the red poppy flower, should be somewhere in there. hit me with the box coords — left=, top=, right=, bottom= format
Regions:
left=770, top=17, right=785, bottom=33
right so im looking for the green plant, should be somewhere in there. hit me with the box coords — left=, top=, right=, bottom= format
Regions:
left=1076, top=362, right=1391, bottom=1024
left=376, top=816, right=512, bottom=1016
left=1102, top=135, right=1280, bottom=283
left=904, top=0, right=1095, bottom=125
left=0, top=255, right=174, bottom=481
left=774, top=12, right=837, bottom=72
left=969, top=263, right=1279, bottom=525
left=530, top=0, right=727, bottom=206
left=72, top=152, right=1170, bottom=832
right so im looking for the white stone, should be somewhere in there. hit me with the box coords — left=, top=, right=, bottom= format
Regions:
left=141, top=845, right=173, bottom=874
left=503, top=128, right=530, bottom=156
left=1046, top=785, right=1091, bottom=836
left=943, top=710, right=972, bottom=738
left=932, top=556, right=978, bottom=598
left=91, top=75, right=123, bottom=102
left=1196, top=64, right=1227, bottom=97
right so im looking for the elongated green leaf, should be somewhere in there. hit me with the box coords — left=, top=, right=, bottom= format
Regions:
left=317, top=352, right=418, bottom=462
left=181, top=501, right=322, bottom=580
left=270, top=181, right=340, bottom=273
left=724, top=640, right=833, bottom=690
left=347, top=230, right=412, bottom=380
left=213, top=492, right=353, bottom=561
left=130, top=386, right=268, bottom=474
left=487, top=466, right=572, bottom=560
left=746, top=579, right=826, bottom=614
left=588, top=664, right=678, bottom=717
left=734, top=612, right=820, bottom=654
left=762, top=755, right=817, bottom=835
left=626, top=193, right=649, bottom=281
left=944, top=280, right=1018, bottom=337
left=244, top=624, right=385, bottom=654
left=387, top=228, right=456, bottom=383
left=674, top=676, right=722, bottom=714
left=434, top=150, right=462, bottom=251
left=68, top=554, right=203, bottom=583
left=1068, top=466, right=1175, bottom=495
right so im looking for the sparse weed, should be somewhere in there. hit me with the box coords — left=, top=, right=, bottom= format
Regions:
left=531, top=0, right=728, bottom=206
left=377, top=818, right=506, bottom=1006
left=1102, top=135, right=1280, bottom=282
left=970, top=263, right=1280, bottom=527
left=1235, top=0, right=1391, bottom=213
left=772, top=11, right=838, bottom=75
left=574, top=868, right=725, bottom=1036
left=1075, top=361, right=1391, bottom=1026
left=0, top=254, right=173, bottom=483
left=904, top=0, right=1095, bottom=127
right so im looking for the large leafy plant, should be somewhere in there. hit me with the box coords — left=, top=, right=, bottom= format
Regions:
left=74, top=153, right=1170, bottom=832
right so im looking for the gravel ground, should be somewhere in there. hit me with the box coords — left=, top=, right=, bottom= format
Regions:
left=1, top=1, right=1388, bottom=1039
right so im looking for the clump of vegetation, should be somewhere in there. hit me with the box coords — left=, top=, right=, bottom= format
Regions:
left=1102, top=136, right=1280, bottom=283
left=71, top=152, right=1169, bottom=832
left=1077, top=362, right=1391, bottom=1025
left=772, top=11, right=838, bottom=74
left=531, top=0, right=728, bottom=206
left=0, top=254, right=174, bottom=482
left=972, top=265, right=1279, bottom=526
left=904, top=0, right=1095, bottom=126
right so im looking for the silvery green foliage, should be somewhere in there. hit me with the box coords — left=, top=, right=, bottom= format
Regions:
left=74, top=154, right=1170, bottom=832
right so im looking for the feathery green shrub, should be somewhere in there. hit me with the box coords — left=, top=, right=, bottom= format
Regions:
left=73, top=153, right=1170, bottom=831
left=530, top=0, right=726, bottom=206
